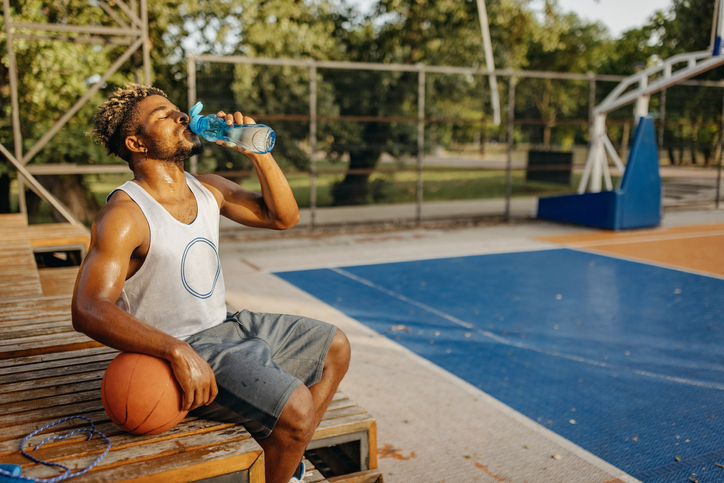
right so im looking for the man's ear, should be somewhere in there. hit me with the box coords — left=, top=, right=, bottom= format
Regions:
left=125, top=135, right=146, bottom=155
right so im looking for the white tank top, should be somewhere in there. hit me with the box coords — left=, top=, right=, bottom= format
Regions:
left=109, top=173, right=227, bottom=340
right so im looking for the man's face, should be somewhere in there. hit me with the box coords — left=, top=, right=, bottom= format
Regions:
left=135, top=95, right=203, bottom=163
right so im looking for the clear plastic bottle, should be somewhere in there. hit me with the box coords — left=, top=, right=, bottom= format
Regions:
left=188, top=102, right=276, bottom=154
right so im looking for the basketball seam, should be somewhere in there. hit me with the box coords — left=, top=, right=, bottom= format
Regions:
left=130, top=372, right=171, bottom=433
left=124, top=354, right=142, bottom=426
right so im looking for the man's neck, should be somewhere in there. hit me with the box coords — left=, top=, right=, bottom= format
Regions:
left=131, top=159, right=189, bottom=201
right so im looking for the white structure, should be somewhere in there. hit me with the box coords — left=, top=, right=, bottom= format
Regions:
left=579, top=0, right=724, bottom=194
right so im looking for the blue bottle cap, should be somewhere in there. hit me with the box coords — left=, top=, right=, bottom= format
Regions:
left=189, top=102, right=204, bottom=134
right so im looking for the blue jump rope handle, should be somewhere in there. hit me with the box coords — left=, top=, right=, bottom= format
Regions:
left=0, top=465, right=22, bottom=483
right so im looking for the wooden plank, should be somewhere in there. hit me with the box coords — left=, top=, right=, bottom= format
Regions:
left=0, top=346, right=116, bottom=371
left=38, top=267, right=79, bottom=296
left=0, top=239, right=43, bottom=300
left=0, top=358, right=112, bottom=383
left=11, top=431, right=261, bottom=482
left=0, top=337, right=103, bottom=359
left=0, top=379, right=101, bottom=408
left=0, top=295, right=71, bottom=316
left=320, top=406, right=368, bottom=423
left=0, top=416, right=235, bottom=455
left=313, top=413, right=375, bottom=442
left=327, top=469, right=383, bottom=483
left=0, top=330, right=94, bottom=349
left=0, top=321, right=76, bottom=339
left=0, top=213, right=28, bottom=228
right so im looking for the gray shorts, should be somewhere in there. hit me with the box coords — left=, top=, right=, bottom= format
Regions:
left=185, top=310, right=337, bottom=439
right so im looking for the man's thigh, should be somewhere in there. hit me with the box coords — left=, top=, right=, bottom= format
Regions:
left=185, top=311, right=336, bottom=438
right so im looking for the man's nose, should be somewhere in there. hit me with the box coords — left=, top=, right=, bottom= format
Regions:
left=177, top=111, right=190, bottom=124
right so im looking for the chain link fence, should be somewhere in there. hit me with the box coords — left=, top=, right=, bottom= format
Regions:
left=189, top=55, right=724, bottom=228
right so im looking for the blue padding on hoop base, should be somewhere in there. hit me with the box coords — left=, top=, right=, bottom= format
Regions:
left=537, top=116, right=661, bottom=230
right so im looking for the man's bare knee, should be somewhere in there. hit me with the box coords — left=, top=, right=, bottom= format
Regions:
left=326, top=329, right=351, bottom=374
left=274, top=385, right=315, bottom=444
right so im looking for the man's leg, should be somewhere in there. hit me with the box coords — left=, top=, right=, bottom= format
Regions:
left=257, top=385, right=316, bottom=483
left=257, top=329, right=349, bottom=482
left=308, top=329, right=351, bottom=428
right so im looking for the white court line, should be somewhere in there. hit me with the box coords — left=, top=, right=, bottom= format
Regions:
left=331, top=267, right=724, bottom=391
left=311, top=268, right=643, bottom=483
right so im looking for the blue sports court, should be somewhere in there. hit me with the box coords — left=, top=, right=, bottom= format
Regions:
left=276, top=227, right=724, bottom=483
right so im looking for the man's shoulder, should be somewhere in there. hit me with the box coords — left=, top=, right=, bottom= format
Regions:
left=92, top=190, right=148, bottom=242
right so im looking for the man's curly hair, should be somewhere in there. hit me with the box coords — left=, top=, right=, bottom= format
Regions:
left=91, top=83, right=168, bottom=163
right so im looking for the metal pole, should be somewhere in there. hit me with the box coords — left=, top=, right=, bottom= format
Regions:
left=505, top=76, right=515, bottom=221
left=659, top=88, right=666, bottom=148
left=0, top=143, right=83, bottom=226
left=21, top=37, right=145, bottom=165
left=416, top=65, right=425, bottom=225
left=309, top=62, right=318, bottom=230
left=475, top=0, right=501, bottom=126
left=717, top=88, right=724, bottom=208
left=711, top=0, right=721, bottom=51
left=588, top=75, right=596, bottom=148
left=188, top=53, right=198, bottom=174
left=4, top=0, right=26, bottom=215
left=140, top=0, right=151, bottom=84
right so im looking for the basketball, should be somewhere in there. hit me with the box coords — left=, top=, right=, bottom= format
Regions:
left=101, top=352, right=188, bottom=435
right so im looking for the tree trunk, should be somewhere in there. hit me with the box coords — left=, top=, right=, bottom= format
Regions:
left=331, top=149, right=380, bottom=206
left=26, top=174, right=99, bottom=224
left=542, top=79, right=552, bottom=150
left=689, top=121, right=698, bottom=165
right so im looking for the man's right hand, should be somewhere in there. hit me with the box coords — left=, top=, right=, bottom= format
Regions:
left=169, top=343, right=219, bottom=411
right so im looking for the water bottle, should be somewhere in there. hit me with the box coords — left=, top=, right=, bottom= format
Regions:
left=188, top=102, right=276, bottom=154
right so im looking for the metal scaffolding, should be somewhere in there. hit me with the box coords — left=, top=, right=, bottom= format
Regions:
left=1, top=0, right=151, bottom=223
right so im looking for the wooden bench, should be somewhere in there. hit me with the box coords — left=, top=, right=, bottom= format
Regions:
left=0, top=345, right=377, bottom=482
left=0, top=220, right=382, bottom=482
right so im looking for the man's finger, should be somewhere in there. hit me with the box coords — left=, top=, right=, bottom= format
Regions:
left=182, top=390, right=192, bottom=412
left=209, top=378, right=219, bottom=405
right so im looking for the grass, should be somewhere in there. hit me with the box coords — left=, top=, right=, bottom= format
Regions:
left=237, top=163, right=581, bottom=208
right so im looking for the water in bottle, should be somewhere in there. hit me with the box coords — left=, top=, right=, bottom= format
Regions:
left=188, top=102, right=276, bottom=154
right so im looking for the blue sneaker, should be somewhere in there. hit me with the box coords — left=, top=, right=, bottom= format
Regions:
left=289, top=461, right=306, bottom=483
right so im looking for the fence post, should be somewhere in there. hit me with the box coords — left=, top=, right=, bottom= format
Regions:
left=659, top=88, right=667, bottom=149
left=505, top=75, right=516, bottom=221
left=717, top=87, right=724, bottom=208
left=4, top=0, right=26, bottom=215
left=416, top=64, right=425, bottom=225
left=588, top=75, right=596, bottom=148
left=309, top=61, right=318, bottom=229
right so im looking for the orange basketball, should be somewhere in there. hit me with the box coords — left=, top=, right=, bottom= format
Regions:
left=101, top=352, right=188, bottom=435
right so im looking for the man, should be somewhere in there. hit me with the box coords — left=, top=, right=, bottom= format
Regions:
left=72, top=84, right=350, bottom=483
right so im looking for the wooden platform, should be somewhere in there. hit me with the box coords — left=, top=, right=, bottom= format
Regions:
left=0, top=217, right=381, bottom=483
left=0, top=346, right=370, bottom=482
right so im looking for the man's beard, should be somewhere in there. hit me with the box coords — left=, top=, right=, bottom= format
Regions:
left=149, top=133, right=204, bottom=164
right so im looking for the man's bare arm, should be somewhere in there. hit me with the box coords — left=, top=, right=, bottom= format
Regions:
left=72, top=197, right=218, bottom=411
left=193, top=110, right=300, bottom=230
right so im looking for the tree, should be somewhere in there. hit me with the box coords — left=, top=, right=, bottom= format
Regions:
left=327, top=0, right=540, bottom=205
left=0, top=0, right=141, bottom=221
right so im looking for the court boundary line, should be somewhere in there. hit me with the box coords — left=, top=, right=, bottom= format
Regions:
left=269, top=243, right=561, bottom=273
left=285, top=270, right=643, bottom=483
left=331, top=267, right=724, bottom=390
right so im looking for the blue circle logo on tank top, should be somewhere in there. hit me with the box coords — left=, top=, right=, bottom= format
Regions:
left=181, top=238, right=221, bottom=299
